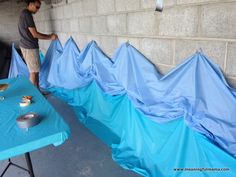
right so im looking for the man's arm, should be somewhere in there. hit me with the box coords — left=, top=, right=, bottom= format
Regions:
left=28, top=27, right=57, bottom=40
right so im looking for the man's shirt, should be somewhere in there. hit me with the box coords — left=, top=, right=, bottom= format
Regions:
left=18, top=9, right=39, bottom=49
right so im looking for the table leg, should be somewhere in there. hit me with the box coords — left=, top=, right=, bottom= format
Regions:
left=0, top=156, right=34, bottom=177
left=25, top=152, right=35, bottom=177
left=0, top=160, right=11, bottom=177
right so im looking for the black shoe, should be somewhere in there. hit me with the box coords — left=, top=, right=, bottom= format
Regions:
left=39, top=88, right=50, bottom=96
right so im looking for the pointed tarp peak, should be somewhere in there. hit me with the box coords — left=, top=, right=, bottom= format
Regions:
left=63, top=36, right=80, bottom=53
left=47, top=37, right=81, bottom=89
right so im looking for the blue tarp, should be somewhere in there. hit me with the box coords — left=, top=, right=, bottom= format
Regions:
left=8, top=38, right=236, bottom=176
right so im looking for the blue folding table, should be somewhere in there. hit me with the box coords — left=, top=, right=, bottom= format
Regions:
left=0, top=77, right=70, bottom=177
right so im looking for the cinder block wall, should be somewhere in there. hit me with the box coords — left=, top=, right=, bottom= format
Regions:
left=35, top=0, right=236, bottom=87
left=0, top=0, right=24, bottom=44
left=0, top=0, right=235, bottom=87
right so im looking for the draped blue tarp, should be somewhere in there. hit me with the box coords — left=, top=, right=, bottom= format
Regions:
left=8, top=38, right=236, bottom=177
left=51, top=80, right=236, bottom=177
left=47, top=38, right=81, bottom=89
left=8, top=42, right=58, bottom=89
left=8, top=44, right=29, bottom=79
left=39, top=38, right=63, bottom=89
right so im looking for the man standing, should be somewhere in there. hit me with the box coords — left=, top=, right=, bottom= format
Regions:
left=18, top=0, right=57, bottom=88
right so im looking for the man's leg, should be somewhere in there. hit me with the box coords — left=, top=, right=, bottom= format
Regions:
left=20, top=48, right=41, bottom=89
left=29, top=72, right=39, bottom=88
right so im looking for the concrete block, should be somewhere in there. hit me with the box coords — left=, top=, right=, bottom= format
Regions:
left=116, top=14, right=127, bottom=35
left=62, top=20, right=71, bottom=32
left=58, top=32, right=70, bottom=46
left=83, top=0, right=97, bottom=16
left=34, top=12, right=42, bottom=22
left=36, top=22, right=45, bottom=32
left=56, top=6, right=64, bottom=19
left=52, top=20, right=62, bottom=32
left=73, top=34, right=88, bottom=49
left=117, top=37, right=140, bottom=51
left=174, top=40, right=226, bottom=70
left=97, top=0, right=115, bottom=14
left=40, top=11, right=47, bottom=21
left=63, top=4, right=73, bottom=19
left=33, top=13, right=40, bottom=22
left=100, top=36, right=117, bottom=57
left=2, top=24, right=18, bottom=34
left=159, top=6, right=198, bottom=37
left=0, top=2, right=23, bottom=45
left=87, top=35, right=100, bottom=44
left=42, top=41, right=50, bottom=52
left=16, top=5, right=25, bottom=14
left=201, top=3, right=236, bottom=38
left=157, top=64, right=174, bottom=75
left=38, top=41, right=44, bottom=52
left=175, top=40, right=226, bottom=69
left=43, top=10, right=51, bottom=21
left=40, top=2, right=50, bottom=10
left=128, top=12, right=158, bottom=35
left=0, top=15, right=16, bottom=24
left=38, top=41, right=45, bottom=53
left=140, top=38, right=174, bottom=65
left=68, top=0, right=77, bottom=3
left=141, top=0, right=176, bottom=9
left=226, top=42, right=236, bottom=77
left=70, top=18, right=79, bottom=32
left=177, top=0, right=223, bottom=5
left=0, top=2, right=19, bottom=16
left=10, top=17, right=19, bottom=25
left=115, top=0, right=140, bottom=12
left=79, top=17, right=92, bottom=33
left=92, top=16, right=107, bottom=34
left=72, top=1, right=83, bottom=17
left=107, top=15, right=116, bottom=34
left=50, top=0, right=64, bottom=6
left=107, top=14, right=127, bottom=35
left=44, top=21, right=52, bottom=33
left=50, top=8, right=57, bottom=20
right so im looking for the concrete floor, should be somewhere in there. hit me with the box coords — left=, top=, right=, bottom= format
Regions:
left=0, top=94, right=140, bottom=177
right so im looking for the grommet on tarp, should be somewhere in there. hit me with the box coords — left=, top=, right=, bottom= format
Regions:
left=155, top=0, right=164, bottom=12
left=196, top=48, right=203, bottom=54
left=126, top=40, right=130, bottom=47
left=16, top=113, right=41, bottom=130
